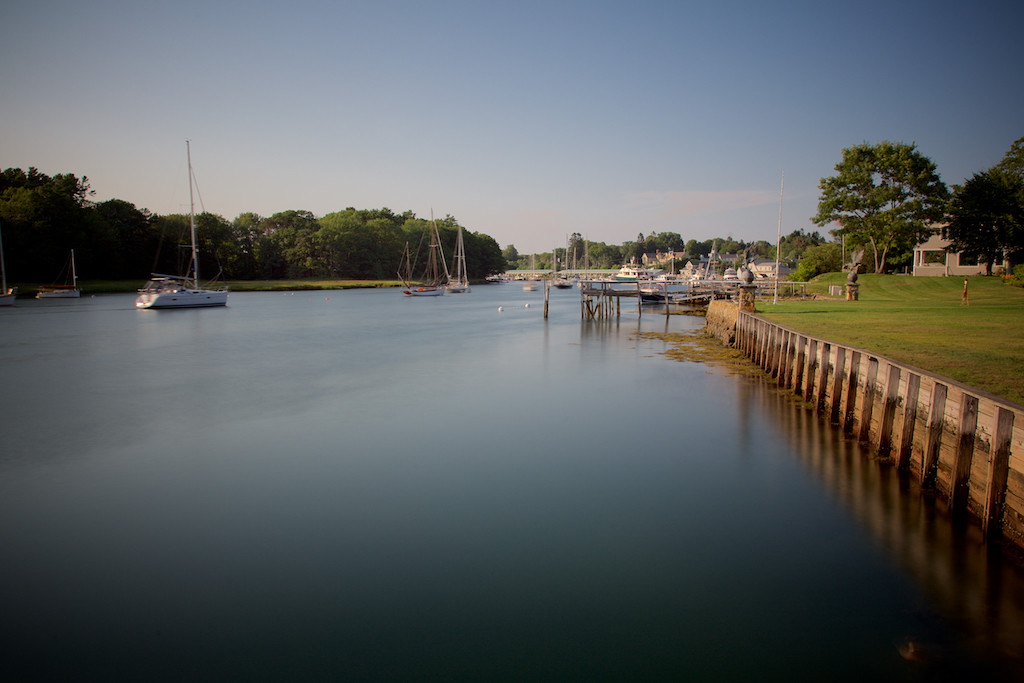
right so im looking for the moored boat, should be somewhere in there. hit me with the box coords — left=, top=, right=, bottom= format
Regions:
left=36, top=249, right=81, bottom=298
left=445, top=225, right=471, bottom=293
left=0, top=220, right=15, bottom=306
left=401, top=215, right=446, bottom=296
left=136, top=141, right=228, bottom=310
left=614, top=262, right=659, bottom=281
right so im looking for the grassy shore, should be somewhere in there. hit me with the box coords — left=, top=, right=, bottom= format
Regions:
left=757, top=273, right=1024, bottom=405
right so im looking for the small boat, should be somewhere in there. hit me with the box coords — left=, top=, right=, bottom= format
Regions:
left=401, top=216, right=445, bottom=296
left=614, top=262, right=659, bottom=281
left=36, top=249, right=81, bottom=298
left=551, top=277, right=573, bottom=289
left=0, top=220, right=15, bottom=306
left=445, top=225, right=471, bottom=293
left=136, top=141, right=228, bottom=310
left=639, top=288, right=669, bottom=304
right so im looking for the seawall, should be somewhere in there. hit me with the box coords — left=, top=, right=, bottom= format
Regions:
left=705, top=300, right=1024, bottom=549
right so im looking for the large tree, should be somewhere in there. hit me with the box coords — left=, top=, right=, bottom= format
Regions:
left=945, top=137, right=1024, bottom=274
left=812, top=141, right=948, bottom=273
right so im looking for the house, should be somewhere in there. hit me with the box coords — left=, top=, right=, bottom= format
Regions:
left=912, top=234, right=986, bottom=277
left=747, top=258, right=792, bottom=279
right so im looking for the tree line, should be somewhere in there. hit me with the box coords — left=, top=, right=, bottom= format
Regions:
left=503, top=136, right=1024, bottom=282
left=503, top=230, right=829, bottom=274
left=0, top=170, right=506, bottom=284
left=5, top=136, right=1021, bottom=284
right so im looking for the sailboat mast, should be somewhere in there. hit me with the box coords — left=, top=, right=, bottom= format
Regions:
left=71, top=249, right=77, bottom=287
left=774, top=171, right=784, bottom=305
left=0, top=220, right=7, bottom=294
left=187, top=140, right=200, bottom=289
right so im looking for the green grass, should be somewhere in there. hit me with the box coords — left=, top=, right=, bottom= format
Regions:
left=757, top=274, right=1024, bottom=405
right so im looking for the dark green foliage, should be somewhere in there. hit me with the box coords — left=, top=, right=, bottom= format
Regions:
left=945, top=137, right=1024, bottom=274
left=0, top=169, right=508, bottom=282
left=813, top=141, right=948, bottom=273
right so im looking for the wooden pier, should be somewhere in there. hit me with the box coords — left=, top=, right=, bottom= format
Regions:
left=576, top=280, right=773, bottom=319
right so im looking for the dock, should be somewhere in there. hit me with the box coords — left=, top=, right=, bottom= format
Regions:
left=570, top=279, right=805, bottom=319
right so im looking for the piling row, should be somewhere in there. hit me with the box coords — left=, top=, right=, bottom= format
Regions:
left=723, top=304, right=1024, bottom=548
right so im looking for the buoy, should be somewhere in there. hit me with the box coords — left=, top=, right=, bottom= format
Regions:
left=525, top=303, right=530, bottom=308
left=498, top=306, right=503, bottom=312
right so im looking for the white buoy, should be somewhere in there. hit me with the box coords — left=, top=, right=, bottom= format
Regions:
left=525, top=303, right=530, bottom=308
left=498, top=306, right=503, bottom=312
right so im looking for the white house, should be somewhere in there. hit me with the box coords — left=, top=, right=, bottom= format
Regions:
left=912, top=234, right=986, bottom=276
left=747, top=258, right=793, bottom=279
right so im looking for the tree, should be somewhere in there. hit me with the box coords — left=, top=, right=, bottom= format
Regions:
left=789, top=242, right=843, bottom=281
left=502, top=244, right=519, bottom=269
left=812, top=141, right=948, bottom=273
left=91, top=199, right=155, bottom=279
left=996, top=136, right=1024, bottom=178
left=0, top=169, right=96, bottom=280
left=945, top=168, right=1024, bottom=274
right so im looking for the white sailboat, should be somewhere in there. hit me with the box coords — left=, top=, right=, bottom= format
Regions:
left=36, top=249, right=80, bottom=298
left=0, top=220, right=15, bottom=306
left=136, top=141, right=228, bottom=310
left=445, top=225, right=470, bottom=293
left=400, top=217, right=445, bottom=296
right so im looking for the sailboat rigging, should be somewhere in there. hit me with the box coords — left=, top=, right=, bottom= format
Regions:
left=36, top=249, right=80, bottom=298
left=0, top=220, right=15, bottom=306
left=136, top=141, right=228, bottom=309
left=445, top=225, right=470, bottom=293
left=400, top=215, right=446, bottom=296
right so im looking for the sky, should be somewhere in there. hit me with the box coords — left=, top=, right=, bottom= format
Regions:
left=2, top=0, right=1021, bottom=254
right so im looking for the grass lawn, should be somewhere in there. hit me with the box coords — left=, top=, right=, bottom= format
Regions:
left=756, top=273, right=1024, bottom=405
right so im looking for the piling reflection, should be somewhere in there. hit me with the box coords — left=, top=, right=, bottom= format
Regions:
left=738, top=375, right=1024, bottom=669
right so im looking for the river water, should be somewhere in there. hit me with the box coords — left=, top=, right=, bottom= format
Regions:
left=1, top=286, right=1022, bottom=681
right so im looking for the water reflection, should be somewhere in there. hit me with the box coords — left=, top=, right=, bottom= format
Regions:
left=738, top=375, right=1024, bottom=670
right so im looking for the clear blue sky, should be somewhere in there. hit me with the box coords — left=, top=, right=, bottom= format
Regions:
left=2, top=0, right=1021, bottom=253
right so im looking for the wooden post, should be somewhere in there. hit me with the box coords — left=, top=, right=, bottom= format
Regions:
left=804, top=339, right=818, bottom=402
left=816, top=343, right=832, bottom=414
left=544, top=279, right=550, bottom=318
left=982, top=407, right=1015, bottom=537
left=896, top=373, right=921, bottom=471
left=949, top=393, right=979, bottom=514
left=921, top=382, right=948, bottom=488
left=877, top=365, right=902, bottom=459
left=793, top=335, right=806, bottom=396
left=829, top=348, right=846, bottom=424
left=843, top=351, right=861, bottom=433
left=858, top=357, right=879, bottom=442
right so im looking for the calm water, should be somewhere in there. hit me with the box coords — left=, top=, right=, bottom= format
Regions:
left=1, top=286, right=1022, bottom=681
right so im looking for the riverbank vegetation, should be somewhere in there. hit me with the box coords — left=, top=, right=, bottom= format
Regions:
left=0, top=171, right=506, bottom=285
left=758, top=273, right=1024, bottom=405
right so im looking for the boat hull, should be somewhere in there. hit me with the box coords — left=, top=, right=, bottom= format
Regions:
left=37, top=289, right=80, bottom=299
left=403, top=286, right=444, bottom=297
left=136, top=289, right=228, bottom=309
left=0, top=292, right=15, bottom=306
